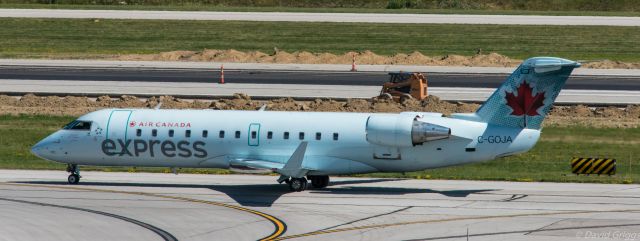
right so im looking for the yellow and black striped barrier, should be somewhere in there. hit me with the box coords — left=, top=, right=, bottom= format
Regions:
left=571, top=157, right=616, bottom=176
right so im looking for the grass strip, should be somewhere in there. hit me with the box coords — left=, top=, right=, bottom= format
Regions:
left=0, top=18, right=639, bottom=62
left=1, top=114, right=637, bottom=184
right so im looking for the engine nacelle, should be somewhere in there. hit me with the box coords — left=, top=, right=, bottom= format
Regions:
left=366, top=114, right=450, bottom=147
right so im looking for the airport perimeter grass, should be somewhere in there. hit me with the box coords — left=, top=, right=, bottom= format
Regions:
left=0, top=18, right=640, bottom=62
left=1, top=19, right=639, bottom=62
left=1, top=114, right=638, bottom=184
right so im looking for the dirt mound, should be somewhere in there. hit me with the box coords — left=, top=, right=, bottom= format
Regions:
left=582, top=60, right=640, bottom=69
left=551, top=105, right=593, bottom=117
left=115, top=49, right=640, bottom=69
left=626, top=105, right=640, bottom=118
left=268, top=97, right=304, bottom=111
left=116, top=50, right=523, bottom=67
left=1, top=94, right=638, bottom=128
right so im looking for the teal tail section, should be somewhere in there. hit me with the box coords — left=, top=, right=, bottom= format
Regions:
left=474, top=57, right=580, bottom=130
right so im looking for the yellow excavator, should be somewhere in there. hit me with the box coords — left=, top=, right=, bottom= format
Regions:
left=378, top=72, right=428, bottom=102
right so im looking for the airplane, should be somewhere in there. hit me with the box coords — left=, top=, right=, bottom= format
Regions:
left=31, top=57, right=580, bottom=192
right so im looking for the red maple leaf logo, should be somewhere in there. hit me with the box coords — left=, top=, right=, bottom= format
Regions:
left=505, top=81, right=545, bottom=119
left=129, top=121, right=136, bottom=127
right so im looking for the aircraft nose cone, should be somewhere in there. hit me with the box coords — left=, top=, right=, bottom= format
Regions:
left=31, top=134, right=61, bottom=160
left=31, top=139, right=48, bottom=159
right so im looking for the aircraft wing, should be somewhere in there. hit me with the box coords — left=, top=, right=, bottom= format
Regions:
left=228, top=141, right=312, bottom=178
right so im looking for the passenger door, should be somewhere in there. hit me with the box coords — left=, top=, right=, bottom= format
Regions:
left=107, top=110, right=133, bottom=141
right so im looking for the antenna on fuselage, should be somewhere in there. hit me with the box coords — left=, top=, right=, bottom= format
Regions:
left=258, top=104, right=267, bottom=111
left=154, top=102, right=162, bottom=110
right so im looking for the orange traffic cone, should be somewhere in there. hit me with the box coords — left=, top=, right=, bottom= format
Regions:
left=351, top=54, right=357, bottom=72
left=220, top=64, right=225, bottom=84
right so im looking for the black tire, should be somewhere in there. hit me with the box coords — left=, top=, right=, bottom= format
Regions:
left=379, top=93, right=393, bottom=100
left=67, top=174, right=80, bottom=184
left=289, top=177, right=307, bottom=192
left=309, top=175, right=330, bottom=189
left=400, top=94, right=413, bottom=103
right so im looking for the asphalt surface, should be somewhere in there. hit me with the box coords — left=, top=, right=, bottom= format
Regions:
left=5, top=79, right=639, bottom=105
left=2, top=9, right=640, bottom=26
left=2, top=66, right=640, bottom=91
left=1, top=170, right=639, bottom=241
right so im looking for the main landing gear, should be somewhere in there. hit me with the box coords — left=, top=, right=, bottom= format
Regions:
left=283, top=175, right=330, bottom=192
left=66, top=164, right=81, bottom=184
left=288, top=177, right=308, bottom=192
left=308, top=175, right=330, bottom=189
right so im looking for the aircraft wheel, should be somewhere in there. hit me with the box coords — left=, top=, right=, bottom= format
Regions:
left=289, top=177, right=307, bottom=192
left=309, top=175, right=329, bottom=189
left=68, top=174, right=80, bottom=184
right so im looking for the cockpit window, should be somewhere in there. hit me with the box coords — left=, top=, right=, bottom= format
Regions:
left=63, top=120, right=92, bottom=130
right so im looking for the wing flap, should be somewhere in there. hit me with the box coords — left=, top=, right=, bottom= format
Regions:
left=228, top=141, right=311, bottom=177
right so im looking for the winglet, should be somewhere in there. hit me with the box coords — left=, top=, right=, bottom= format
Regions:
left=258, top=104, right=267, bottom=111
left=278, top=141, right=308, bottom=178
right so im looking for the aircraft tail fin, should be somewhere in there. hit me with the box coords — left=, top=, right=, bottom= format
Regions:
left=473, top=57, right=580, bottom=130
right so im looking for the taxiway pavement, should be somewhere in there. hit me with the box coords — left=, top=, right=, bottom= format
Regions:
left=1, top=9, right=640, bottom=26
left=0, top=170, right=638, bottom=241
left=2, top=60, right=639, bottom=104
left=3, top=79, right=639, bottom=105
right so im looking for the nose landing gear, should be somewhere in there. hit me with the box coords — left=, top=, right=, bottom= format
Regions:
left=66, top=164, right=81, bottom=184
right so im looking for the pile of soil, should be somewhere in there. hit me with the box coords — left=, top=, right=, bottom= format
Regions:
left=1, top=94, right=638, bottom=128
left=116, top=49, right=640, bottom=69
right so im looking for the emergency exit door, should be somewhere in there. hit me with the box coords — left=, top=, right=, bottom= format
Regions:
left=248, top=123, right=260, bottom=146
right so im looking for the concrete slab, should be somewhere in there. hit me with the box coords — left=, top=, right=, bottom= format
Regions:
left=1, top=9, right=639, bottom=26
left=2, top=59, right=639, bottom=76
left=0, top=170, right=638, bottom=241
left=2, top=79, right=639, bottom=105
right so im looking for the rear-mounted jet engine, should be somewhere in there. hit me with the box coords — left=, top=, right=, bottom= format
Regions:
left=365, top=114, right=451, bottom=147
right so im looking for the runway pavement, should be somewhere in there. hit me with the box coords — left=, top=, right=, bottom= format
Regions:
left=1, top=9, right=640, bottom=26
left=2, top=65, right=640, bottom=90
left=2, top=61, right=639, bottom=104
left=0, top=170, right=638, bottom=241
left=3, top=79, right=640, bottom=105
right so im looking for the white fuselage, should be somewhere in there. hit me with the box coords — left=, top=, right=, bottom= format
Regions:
left=32, top=108, right=540, bottom=175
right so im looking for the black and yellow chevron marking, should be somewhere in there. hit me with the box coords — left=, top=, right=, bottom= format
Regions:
left=571, top=157, right=616, bottom=175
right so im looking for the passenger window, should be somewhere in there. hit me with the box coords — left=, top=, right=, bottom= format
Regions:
left=251, top=131, right=257, bottom=139
left=136, top=129, right=142, bottom=137
left=283, top=132, right=289, bottom=140
left=202, top=130, right=208, bottom=138
left=169, top=130, right=174, bottom=137
left=235, top=131, right=241, bottom=139
left=316, top=132, right=321, bottom=140
left=152, top=129, right=157, bottom=137
left=219, top=130, right=225, bottom=138
left=299, top=132, right=305, bottom=140
left=185, top=130, right=191, bottom=138
left=333, top=133, right=339, bottom=141
left=267, top=131, right=273, bottom=139
left=63, top=120, right=92, bottom=130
